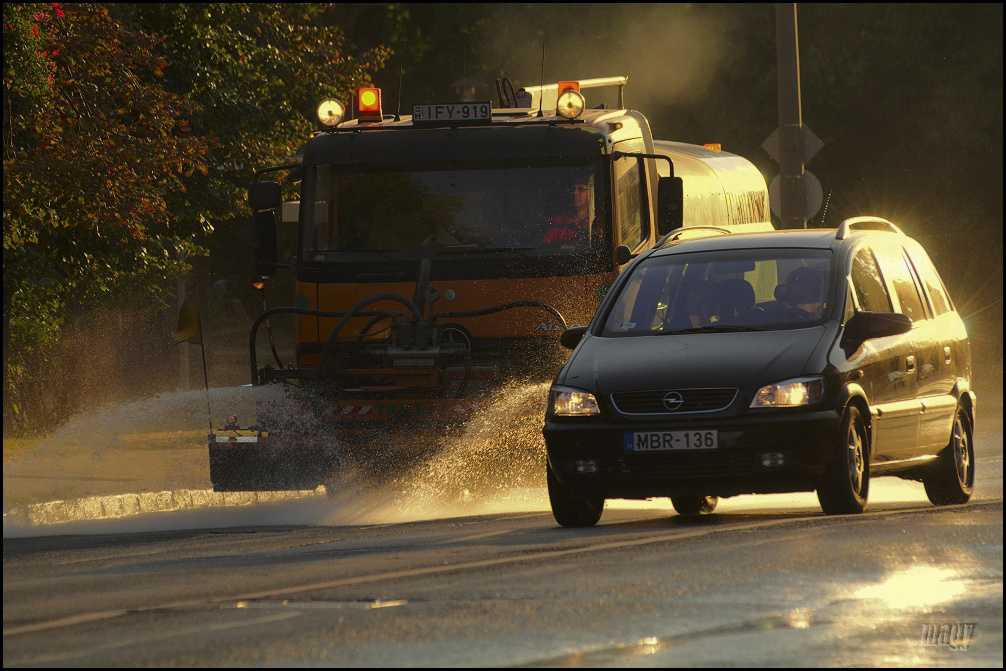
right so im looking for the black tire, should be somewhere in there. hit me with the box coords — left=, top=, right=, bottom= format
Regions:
left=546, top=463, right=604, bottom=527
left=923, top=405, right=974, bottom=505
left=817, top=405, right=869, bottom=514
left=671, top=496, right=719, bottom=516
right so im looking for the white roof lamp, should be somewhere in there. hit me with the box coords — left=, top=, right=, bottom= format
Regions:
left=556, top=88, right=585, bottom=120
left=317, top=99, right=346, bottom=127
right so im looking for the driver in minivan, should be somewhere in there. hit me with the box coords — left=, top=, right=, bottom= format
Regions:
left=785, top=267, right=825, bottom=318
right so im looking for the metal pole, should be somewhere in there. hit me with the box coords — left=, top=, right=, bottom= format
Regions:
left=775, top=3, right=807, bottom=229
left=177, top=252, right=190, bottom=389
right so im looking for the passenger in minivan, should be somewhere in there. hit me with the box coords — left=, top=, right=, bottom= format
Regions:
left=685, top=281, right=720, bottom=327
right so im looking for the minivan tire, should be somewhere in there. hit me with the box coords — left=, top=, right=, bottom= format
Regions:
left=547, top=463, right=604, bottom=527
left=923, top=404, right=974, bottom=506
left=817, top=405, right=869, bottom=514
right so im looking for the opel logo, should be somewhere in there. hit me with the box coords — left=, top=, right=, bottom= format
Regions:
left=662, top=391, right=685, bottom=411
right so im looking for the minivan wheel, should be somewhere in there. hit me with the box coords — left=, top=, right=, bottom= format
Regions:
left=546, top=463, right=604, bottom=527
left=671, top=496, right=719, bottom=516
left=817, top=405, right=869, bottom=514
left=923, top=405, right=974, bottom=505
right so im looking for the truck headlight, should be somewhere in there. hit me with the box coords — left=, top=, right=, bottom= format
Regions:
left=750, top=377, right=824, bottom=408
left=550, top=386, right=600, bottom=416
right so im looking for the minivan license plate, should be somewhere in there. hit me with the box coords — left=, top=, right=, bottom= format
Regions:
left=624, top=430, right=718, bottom=452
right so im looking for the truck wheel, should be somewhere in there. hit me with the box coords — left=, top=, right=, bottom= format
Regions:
left=671, top=495, right=719, bottom=516
left=923, top=405, right=974, bottom=505
left=817, top=405, right=869, bottom=514
left=547, top=463, right=603, bottom=527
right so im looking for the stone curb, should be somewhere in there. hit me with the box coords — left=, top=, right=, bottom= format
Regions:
left=3, top=487, right=322, bottom=529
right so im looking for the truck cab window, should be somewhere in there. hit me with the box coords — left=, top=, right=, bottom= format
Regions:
left=613, top=142, right=649, bottom=251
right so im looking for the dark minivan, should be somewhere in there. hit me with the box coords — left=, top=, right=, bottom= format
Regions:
left=543, top=218, right=975, bottom=526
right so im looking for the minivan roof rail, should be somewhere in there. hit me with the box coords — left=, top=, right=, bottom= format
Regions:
left=836, top=217, right=903, bottom=240
left=656, top=226, right=732, bottom=248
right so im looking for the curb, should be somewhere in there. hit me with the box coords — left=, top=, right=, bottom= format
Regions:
left=3, top=487, right=322, bottom=530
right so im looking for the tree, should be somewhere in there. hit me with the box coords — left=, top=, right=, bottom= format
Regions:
left=3, top=3, right=391, bottom=433
left=117, top=4, right=391, bottom=233
left=3, top=3, right=208, bottom=431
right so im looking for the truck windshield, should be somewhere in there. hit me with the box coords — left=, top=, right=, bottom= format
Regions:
left=301, top=162, right=610, bottom=262
left=601, top=249, right=834, bottom=335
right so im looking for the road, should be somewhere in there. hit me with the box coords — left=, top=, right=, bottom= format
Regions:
left=3, top=398, right=1002, bottom=667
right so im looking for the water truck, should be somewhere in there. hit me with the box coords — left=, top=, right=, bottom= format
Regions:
left=209, top=76, right=773, bottom=492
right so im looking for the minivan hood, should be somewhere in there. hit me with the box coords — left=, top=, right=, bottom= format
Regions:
left=560, top=327, right=829, bottom=395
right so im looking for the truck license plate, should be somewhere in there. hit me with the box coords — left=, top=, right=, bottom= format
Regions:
left=413, top=102, right=492, bottom=123
left=624, top=430, right=718, bottom=452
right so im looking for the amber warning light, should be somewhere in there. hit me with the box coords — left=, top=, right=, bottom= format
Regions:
left=357, top=87, right=383, bottom=122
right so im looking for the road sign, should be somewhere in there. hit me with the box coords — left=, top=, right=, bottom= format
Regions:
left=762, top=125, right=824, bottom=164
left=769, top=171, right=823, bottom=220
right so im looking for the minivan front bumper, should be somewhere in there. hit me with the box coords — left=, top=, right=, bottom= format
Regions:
left=543, top=408, right=842, bottom=499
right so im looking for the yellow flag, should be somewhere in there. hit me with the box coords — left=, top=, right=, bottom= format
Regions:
left=173, top=288, right=202, bottom=345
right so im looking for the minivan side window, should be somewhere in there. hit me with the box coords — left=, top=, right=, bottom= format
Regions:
left=850, top=248, right=893, bottom=313
left=874, top=244, right=928, bottom=321
left=904, top=242, right=954, bottom=316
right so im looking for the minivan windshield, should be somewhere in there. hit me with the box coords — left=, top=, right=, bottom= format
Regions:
left=601, top=248, right=834, bottom=336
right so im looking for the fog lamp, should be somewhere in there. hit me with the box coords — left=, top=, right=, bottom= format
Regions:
left=575, top=459, right=598, bottom=474
left=761, top=452, right=786, bottom=468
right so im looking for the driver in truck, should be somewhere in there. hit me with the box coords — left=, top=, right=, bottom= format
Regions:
left=543, top=174, right=601, bottom=245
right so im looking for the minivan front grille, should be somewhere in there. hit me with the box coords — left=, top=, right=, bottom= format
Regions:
left=610, top=388, right=738, bottom=415
left=598, top=451, right=756, bottom=478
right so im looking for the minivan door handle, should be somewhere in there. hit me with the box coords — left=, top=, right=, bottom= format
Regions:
left=905, top=354, right=916, bottom=374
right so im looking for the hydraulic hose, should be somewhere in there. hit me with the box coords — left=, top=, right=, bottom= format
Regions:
left=318, top=292, right=424, bottom=381
left=433, top=300, right=567, bottom=330
left=249, top=306, right=405, bottom=385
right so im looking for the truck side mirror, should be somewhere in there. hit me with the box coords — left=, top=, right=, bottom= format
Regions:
left=656, top=176, right=683, bottom=235
left=249, top=181, right=282, bottom=211
left=253, top=209, right=279, bottom=276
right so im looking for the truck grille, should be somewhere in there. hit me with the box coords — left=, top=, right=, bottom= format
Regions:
left=610, top=388, right=738, bottom=415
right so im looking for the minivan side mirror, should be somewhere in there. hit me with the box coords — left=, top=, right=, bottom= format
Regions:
left=560, top=325, right=589, bottom=349
left=844, top=311, right=912, bottom=343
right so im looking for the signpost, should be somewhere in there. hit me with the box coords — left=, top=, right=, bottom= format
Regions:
left=764, top=3, right=824, bottom=228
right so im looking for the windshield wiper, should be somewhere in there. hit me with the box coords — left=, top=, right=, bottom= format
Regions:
left=436, top=246, right=537, bottom=254
left=658, top=324, right=766, bottom=334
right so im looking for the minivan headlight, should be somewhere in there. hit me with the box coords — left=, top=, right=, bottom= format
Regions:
left=550, top=386, right=600, bottom=416
left=750, top=377, right=824, bottom=408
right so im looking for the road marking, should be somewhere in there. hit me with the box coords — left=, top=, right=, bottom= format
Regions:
left=14, top=612, right=301, bottom=664
left=5, top=502, right=998, bottom=637
left=436, top=529, right=511, bottom=544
